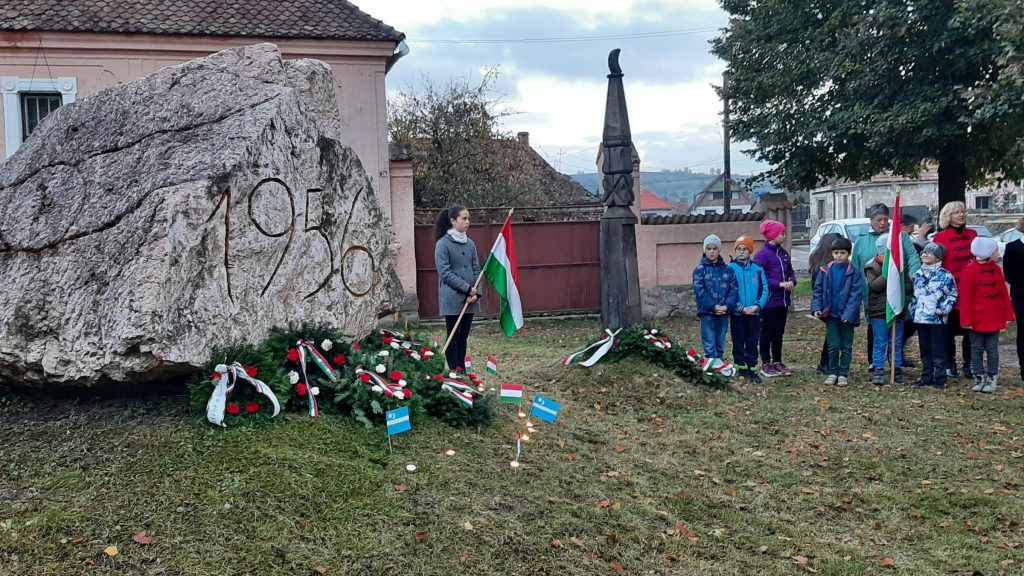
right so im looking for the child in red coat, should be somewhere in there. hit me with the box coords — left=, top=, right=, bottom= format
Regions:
left=960, top=237, right=1015, bottom=393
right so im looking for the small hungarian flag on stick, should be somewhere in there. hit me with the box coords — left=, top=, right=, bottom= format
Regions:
left=499, top=383, right=523, bottom=404
left=486, top=355, right=499, bottom=375
left=885, top=194, right=905, bottom=326
left=464, top=356, right=472, bottom=371
left=482, top=211, right=524, bottom=337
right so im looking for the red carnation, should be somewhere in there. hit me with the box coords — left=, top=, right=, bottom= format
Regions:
left=359, top=373, right=371, bottom=383
left=296, top=383, right=308, bottom=396
left=389, top=370, right=403, bottom=381
left=226, top=402, right=240, bottom=415
left=244, top=365, right=257, bottom=377
left=334, top=354, right=347, bottom=366
left=352, top=343, right=361, bottom=350
left=421, top=347, right=431, bottom=354
left=287, top=348, right=299, bottom=362
left=245, top=401, right=259, bottom=413
left=211, top=371, right=223, bottom=380
left=382, top=336, right=394, bottom=344
left=434, top=374, right=444, bottom=381
left=403, top=389, right=413, bottom=398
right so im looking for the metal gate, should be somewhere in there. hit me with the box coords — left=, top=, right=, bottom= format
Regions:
left=414, top=210, right=602, bottom=318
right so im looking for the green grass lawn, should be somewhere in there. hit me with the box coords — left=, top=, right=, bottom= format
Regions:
left=2, top=314, right=1022, bottom=575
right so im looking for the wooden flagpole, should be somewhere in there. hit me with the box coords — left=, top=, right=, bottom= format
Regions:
left=441, top=208, right=515, bottom=371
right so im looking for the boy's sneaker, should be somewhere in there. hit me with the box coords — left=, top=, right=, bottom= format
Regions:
left=912, top=378, right=930, bottom=387
left=777, top=363, right=793, bottom=376
left=981, top=375, right=998, bottom=393
left=962, top=365, right=974, bottom=379
left=894, top=368, right=904, bottom=385
left=971, top=375, right=986, bottom=392
left=823, top=374, right=838, bottom=385
left=946, top=367, right=959, bottom=379
left=836, top=376, right=849, bottom=387
left=872, top=370, right=885, bottom=386
left=747, top=370, right=763, bottom=384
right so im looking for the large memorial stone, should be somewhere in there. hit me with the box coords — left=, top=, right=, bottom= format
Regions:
left=0, top=43, right=402, bottom=386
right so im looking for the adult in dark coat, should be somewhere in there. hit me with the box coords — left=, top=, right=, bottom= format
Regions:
left=434, top=206, right=482, bottom=371
left=1001, top=216, right=1024, bottom=380
left=810, top=232, right=842, bottom=373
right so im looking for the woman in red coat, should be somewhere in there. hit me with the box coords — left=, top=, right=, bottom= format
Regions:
left=959, top=236, right=1015, bottom=393
left=932, top=201, right=977, bottom=378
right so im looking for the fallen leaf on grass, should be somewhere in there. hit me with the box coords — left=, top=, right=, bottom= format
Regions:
left=459, top=553, right=469, bottom=562
left=132, top=532, right=153, bottom=546
left=597, top=499, right=611, bottom=509
left=725, top=487, right=737, bottom=497
left=881, top=557, right=895, bottom=567
left=552, top=539, right=564, bottom=548
left=610, top=561, right=625, bottom=573
left=314, top=566, right=329, bottom=575
left=675, top=522, right=698, bottom=542
left=463, top=521, right=474, bottom=531
left=298, top=518, right=309, bottom=527
left=792, top=555, right=808, bottom=565
left=71, top=535, right=84, bottom=544
left=394, top=484, right=407, bottom=493
left=413, top=531, right=429, bottom=542
left=570, top=537, right=585, bottom=547
left=615, top=445, right=629, bottom=453
left=103, top=546, right=119, bottom=557
left=607, top=533, right=618, bottom=543
left=801, top=487, right=817, bottom=494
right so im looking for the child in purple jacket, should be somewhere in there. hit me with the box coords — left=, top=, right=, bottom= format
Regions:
left=754, top=220, right=797, bottom=377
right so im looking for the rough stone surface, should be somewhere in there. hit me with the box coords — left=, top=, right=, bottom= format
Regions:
left=0, top=43, right=402, bottom=386
left=640, top=286, right=696, bottom=319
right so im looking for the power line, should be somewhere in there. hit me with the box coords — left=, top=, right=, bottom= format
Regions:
left=416, top=26, right=719, bottom=45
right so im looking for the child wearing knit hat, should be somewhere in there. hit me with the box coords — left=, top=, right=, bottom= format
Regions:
left=753, top=220, right=798, bottom=377
left=694, top=234, right=739, bottom=361
left=909, top=242, right=958, bottom=389
left=959, top=236, right=1015, bottom=392
left=729, top=235, right=768, bottom=382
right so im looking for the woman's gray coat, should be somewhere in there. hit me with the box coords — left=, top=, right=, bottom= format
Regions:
left=435, top=234, right=483, bottom=315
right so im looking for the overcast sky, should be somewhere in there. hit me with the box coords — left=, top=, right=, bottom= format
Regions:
left=356, top=0, right=768, bottom=176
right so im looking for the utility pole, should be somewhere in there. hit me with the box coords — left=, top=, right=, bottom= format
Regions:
left=722, top=71, right=732, bottom=214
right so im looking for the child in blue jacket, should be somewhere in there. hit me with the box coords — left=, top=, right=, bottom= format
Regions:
left=729, top=235, right=769, bottom=382
left=694, top=234, right=739, bottom=360
left=811, top=237, right=864, bottom=386
left=909, top=242, right=959, bottom=389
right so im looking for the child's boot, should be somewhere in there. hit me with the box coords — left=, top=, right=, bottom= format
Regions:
left=981, top=374, right=998, bottom=393
left=872, top=370, right=885, bottom=386
left=894, top=368, right=904, bottom=385
left=971, top=374, right=986, bottom=392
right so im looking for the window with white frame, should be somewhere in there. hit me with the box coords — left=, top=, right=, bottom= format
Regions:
left=975, top=195, right=991, bottom=210
left=1, top=77, right=77, bottom=159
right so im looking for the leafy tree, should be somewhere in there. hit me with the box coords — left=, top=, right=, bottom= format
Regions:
left=712, top=0, right=1024, bottom=206
left=388, top=69, right=548, bottom=208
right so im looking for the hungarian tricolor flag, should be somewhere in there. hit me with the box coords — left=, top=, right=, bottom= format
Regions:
left=482, top=212, right=524, bottom=337
left=884, top=194, right=905, bottom=325
left=499, top=383, right=523, bottom=404
left=486, top=355, right=499, bottom=375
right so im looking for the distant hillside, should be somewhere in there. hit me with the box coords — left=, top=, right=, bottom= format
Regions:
left=571, top=170, right=779, bottom=204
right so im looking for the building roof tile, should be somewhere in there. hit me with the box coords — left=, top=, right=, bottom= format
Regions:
left=0, top=0, right=404, bottom=42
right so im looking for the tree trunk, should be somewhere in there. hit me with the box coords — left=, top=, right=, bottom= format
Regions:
left=937, top=158, right=967, bottom=209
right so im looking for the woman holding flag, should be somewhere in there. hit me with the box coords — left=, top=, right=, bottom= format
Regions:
left=434, top=206, right=482, bottom=372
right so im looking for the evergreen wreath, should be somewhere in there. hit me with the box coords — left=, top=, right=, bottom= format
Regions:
left=186, top=344, right=290, bottom=427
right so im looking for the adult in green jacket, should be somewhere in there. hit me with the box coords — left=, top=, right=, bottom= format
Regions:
left=851, top=203, right=921, bottom=369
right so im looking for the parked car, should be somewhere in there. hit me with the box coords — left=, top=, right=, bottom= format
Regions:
left=809, top=218, right=872, bottom=254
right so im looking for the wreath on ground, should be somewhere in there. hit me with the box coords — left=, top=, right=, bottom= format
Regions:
left=563, top=326, right=733, bottom=389
left=187, top=326, right=494, bottom=428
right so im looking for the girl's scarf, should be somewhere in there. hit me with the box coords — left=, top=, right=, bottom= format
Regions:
left=447, top=228, right=468, bottom=244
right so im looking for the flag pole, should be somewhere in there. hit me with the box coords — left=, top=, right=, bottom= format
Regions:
left=890, top=322, right=896, bottom=385
left=441, top=208, right=515, bottom=370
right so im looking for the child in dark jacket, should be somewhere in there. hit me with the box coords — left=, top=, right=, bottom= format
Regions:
left=729, top=235, right=769, bottom=383
left=960, top=237, right=1015, bottom=393
left=811, top=237, right=864, bottom=386
left=694, top=234, right=739, bottom=360
left=865, top=234, right=914, bottom=385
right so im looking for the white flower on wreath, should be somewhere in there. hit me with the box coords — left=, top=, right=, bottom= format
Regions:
left=390, top=341, right=400, bottom=350
left=651, top=329, right=659, bottom=335
left=424, top=350, right=434, bottom=358
left=321, top=339, right=333, bottom=351
left=449, top=371, right=457, bottom=379
left=378, top=350, right=390, bottom=357
left=393, top=390, right=405, bottom=400
left=375, top=364, right=386, bottom=373
left=310, top=387, right=320, bottom=396
left=411, top=352, right=422, bottom=361
left=371, top=385, right=383, bottom=394
left=288, top=371, right=299, bottom=385
left=398, top=379, right=407, bottom=387
left=654, top=341, right=665, bottom=349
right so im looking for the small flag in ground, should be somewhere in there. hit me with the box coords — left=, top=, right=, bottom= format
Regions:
left=486, top=355, right=499, bottom=375
left=386, top=406, right=411, bottom=436
left=531, top=395, right=560, bottom=424
left=464, top=356, right=472, bottom=370
left=500, top=383, right=524, bottom=404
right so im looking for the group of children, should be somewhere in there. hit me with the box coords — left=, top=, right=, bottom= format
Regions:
left=693, top=219, right=797, bottom=383
left=694, top=219, right=1014, bottom=391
